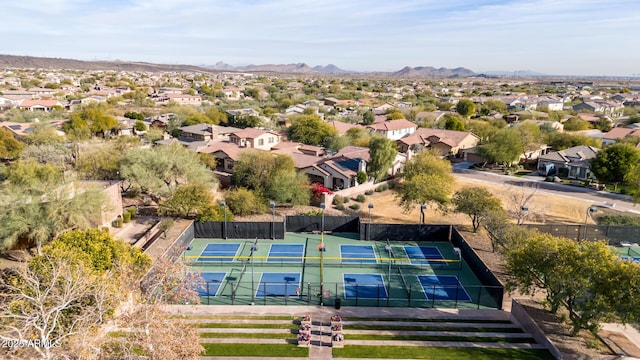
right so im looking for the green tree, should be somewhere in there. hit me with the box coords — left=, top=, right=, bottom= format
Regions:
left=443, top=114, right=465, bottom=131
left=204, top=107, right=227, bottom=124
left=367, top=136, right=398, bottom=181
left=477, top=128, right=523, bottom=166
left=120, top=143, right=215, bottom=200
left=228, top=114, right=261, bottom=129
left=158, top=183, right=216, bottom=218
left=563, top=117, right=591, bottom=131
left=287, top=114, right=338, bottom=147
left=396, top=151, right=454, bottom=211
left=0, top=127, right=25, bottom=160
left=590, top=143, right=640, bottom=191
left=134, top=119, right=147, bottom=132
left=452, top=187, right=503, bottom=233
left=66, top=104, right=118, bottom=138
left=232, top=151, right=309, bottom=205
left=456, top=99, right=476, bottom=118
left=516, top=122, right=544, bottom=160
left=345, top=127, right=371, bottom=147
left=225, top=187, right=266, bottom=216
left=362, top=110, right=375, bottom=125
left=25, top=122, right=64, bottom=145
left=386, top=110, right=405, bottom=120
left=546, top=132, right=600, bottom=150
left=6, top=160, right=63, bottom=192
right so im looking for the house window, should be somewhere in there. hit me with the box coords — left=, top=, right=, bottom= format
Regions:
left=258, top=139, right=264, bottom=146
left=268, top=137, right=274, bottom=143
left=227, top=160, right=234, bottom=170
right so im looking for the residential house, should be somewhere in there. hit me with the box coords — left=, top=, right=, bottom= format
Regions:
left=573, top=101, right=604, bottom=113
left=226, top=108, right=260, bottom=118
left=536, top=145, right=599, bottom=180
left=161, top=93, right=202, bottom=106
left=537, top=97, right=564, bottom=111
left=367, top=119, right=417, bottom=140
left=396, top=128, right=479, bottom=157
left=601, top=127, right=640, bottom=145
left=198, top=142, right=245, bottom=174
left=229, top=128, right=280, bottom=150
left=327, top=121, right=363, bottom=135
left=18, top=99, right=64, bottom=112
left=372, top=102, right=397, bottom=115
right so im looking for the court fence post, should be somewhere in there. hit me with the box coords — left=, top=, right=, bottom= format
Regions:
left=285, top=282, right=288, bottom=306
left=377, top=284, right=380, bottom=307
left=355, top=284, right=359, bottom=307
left=206, top=282, right=210, bottom=305
left=431, top=285, right=435, bottom=308
left=477, top=286, right=482, bottom=309
left=408, top=284, right=411, bottom=307
left=454, top=286, right=459, bottom=308
left=231, top=282, right=235, bottom=305
left=307, top=283, right=311, bottom=305
left=264, top=282, right=267, bottom=305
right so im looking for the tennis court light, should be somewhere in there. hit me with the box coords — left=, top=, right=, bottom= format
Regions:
left=270, top=201, right=276, bottom=240
left=220, top=201, right=227, bottom=240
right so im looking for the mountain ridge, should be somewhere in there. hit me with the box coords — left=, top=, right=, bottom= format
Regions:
left=0, top=54, right=476, bottom=78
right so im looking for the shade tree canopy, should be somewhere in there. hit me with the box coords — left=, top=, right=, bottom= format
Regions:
left=396, top=150, right=454, bottom=211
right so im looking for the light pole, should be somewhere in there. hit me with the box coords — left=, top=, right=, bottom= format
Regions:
left=519, top=206, right=528, bottom=226
left=420, top=204, right=427, bottom=224
left=270, top=201, right=276, bottom=240
left=250, top=241, right=258, bottom=305
left=220, top=201, right=227, bottom=240
left=368, top=203, right=373, bottom=241
left=583, top=206, right=597, bottom=241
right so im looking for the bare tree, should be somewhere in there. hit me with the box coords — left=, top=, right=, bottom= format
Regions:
left=0, top=255, right=119, bottom=359
left=503, top=183, right=539, bottom=225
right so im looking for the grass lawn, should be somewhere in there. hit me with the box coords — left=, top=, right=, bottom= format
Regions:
left=198, top=323, right=295, bottom=329
left=333, top=346, right=555, bottom=360
left=200, top=332, right=296, bottom=339
left=345, top=324, right=523, bottom=333
left=346, top=317, right=512, bottom=324
left=201, top=343, right=308, bottom=357
left=344, top=334, right=535, bottom=343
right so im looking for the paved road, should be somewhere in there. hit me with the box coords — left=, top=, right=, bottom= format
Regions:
left=452, top=163, right=640, bottom=215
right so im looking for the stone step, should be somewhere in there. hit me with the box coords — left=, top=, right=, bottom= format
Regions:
left=343, top=320, right=520, bottom=328
left=199, top=328, right=294, bottom=333
left=182, top=318, right=294, bottom=324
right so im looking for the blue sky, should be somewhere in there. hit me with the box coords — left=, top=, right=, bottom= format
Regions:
left=2, top=0, right=639, bottom=76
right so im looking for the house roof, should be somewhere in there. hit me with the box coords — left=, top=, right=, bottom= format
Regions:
left=1, top=121, right=34, bottom=136
left=198, top=142, right=245, bottom=160
left=179, top=123, right=215, bottom=135
left=327, top=121, right=362, bottom=135
left=538, top=145, right=599, bottom=163
left=603, top=127, right=640, bottom=140
left=367, top=119, right=417, bottom=132
left=397, top=128, right=477, bottom=148
left=334, top=146, right=370, bottom=162
left=230, top=128, right=277, bottom=139
left=19, top=99, right=62, bottom=107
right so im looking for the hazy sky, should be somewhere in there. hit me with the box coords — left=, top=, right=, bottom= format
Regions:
left=2, top=0, right=639, bottom=76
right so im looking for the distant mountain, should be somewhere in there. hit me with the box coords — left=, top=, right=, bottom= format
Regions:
left=0, top=54, right=208, bottom=72
left=0, top=54, right=477, bottom=78
left=392, top=66, right=476, bottom=78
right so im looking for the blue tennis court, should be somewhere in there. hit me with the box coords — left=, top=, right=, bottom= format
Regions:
left=404, top=246, right=446, bottom=266
left=622, top=256, right=640, bottom=263
left=196, top=272, right=227, bottom=296
left=255, top=272, right=301, bottom=297
left=343, top=273, right=388, bottom=299
left=418, top=275, right=471, bottom=301
left=341, top=245, right=377, bottom=264
left=197, top=243, right=240, bottom=262
left=267, top=244, right=304, bottom=263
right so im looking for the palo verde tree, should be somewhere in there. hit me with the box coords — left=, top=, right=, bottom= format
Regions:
left=456, top=99, right=476, bottom=118
left=120, top=142, right=215, bottom=200
left=477, top=128, right=524, bottom=166
left=287, top=114, right=338, bottom=147
left=451, top=187, right=503, bottom=233
left=367, top=135, right=398, bottom=181
left=396, top=150, right=454, bottom=212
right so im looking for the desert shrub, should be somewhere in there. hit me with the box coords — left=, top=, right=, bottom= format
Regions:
left=126, top=207, right=137, bottom=218
left=356, top=194, right=366, bottom=202
left=343, top=197, right=350, bottom=203
left=375, top=183, right=388, bottom=192
left=333, top=195, right=344, bottom=205
left=336, top=204, right=345, bottom=211
left=225, top=188, right=266, bottom=216
left=365, top=189, right=374, bottom=196
left=349, top=203, right=360, bottom=210
left=122, top=212, right=131, bottom=223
